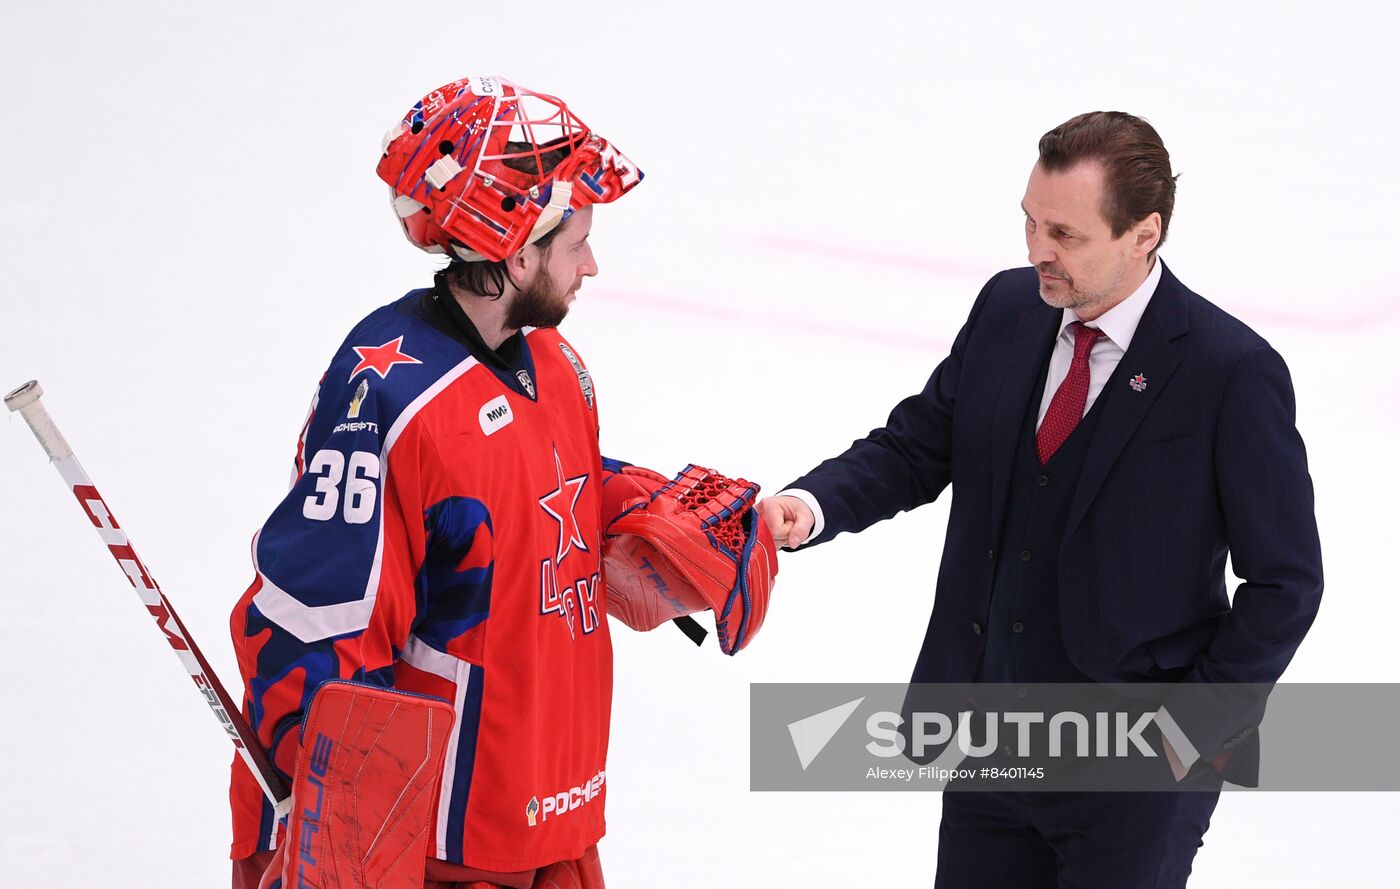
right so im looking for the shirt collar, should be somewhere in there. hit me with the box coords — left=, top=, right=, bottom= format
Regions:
left=1058, top=256, right=1163, bottom=351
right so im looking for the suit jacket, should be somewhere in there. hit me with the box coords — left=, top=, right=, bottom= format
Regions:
left=788, top=263, right=1324, bottom=781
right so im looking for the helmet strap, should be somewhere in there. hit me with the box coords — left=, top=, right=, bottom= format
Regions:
left=522, top=180, right=574, bottom=248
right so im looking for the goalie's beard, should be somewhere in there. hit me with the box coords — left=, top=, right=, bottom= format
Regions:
left=507, top=266, right=571, bottom=330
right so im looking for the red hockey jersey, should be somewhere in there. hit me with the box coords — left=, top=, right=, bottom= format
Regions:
left=230, top=290, right=612, bottom=871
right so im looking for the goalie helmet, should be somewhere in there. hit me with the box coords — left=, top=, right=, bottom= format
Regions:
left=376, top=75, right=643, bottom=263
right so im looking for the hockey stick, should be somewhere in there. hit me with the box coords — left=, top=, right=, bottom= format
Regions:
left=5, top=379, right=291, bottom=812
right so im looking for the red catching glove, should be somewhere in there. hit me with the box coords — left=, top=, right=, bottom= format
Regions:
left=600, top=464, right=778, bottom=654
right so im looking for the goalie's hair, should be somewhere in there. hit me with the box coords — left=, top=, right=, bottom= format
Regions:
left=437, top=221, right=564, bottom=300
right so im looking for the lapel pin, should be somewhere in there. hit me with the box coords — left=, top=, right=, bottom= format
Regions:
left=1129, top=373, right=1148, bottom=393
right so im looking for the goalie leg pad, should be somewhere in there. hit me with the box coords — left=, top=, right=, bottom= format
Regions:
left=281, top=681, right=456, bottom=889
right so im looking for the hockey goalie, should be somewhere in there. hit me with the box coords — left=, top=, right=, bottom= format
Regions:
left=227, top=76, right=778, bottom=889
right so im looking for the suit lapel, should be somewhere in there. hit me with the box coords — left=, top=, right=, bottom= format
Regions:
left=1064, top=265, right=1190, bottom=540
left=989, top=303, right=1060, bottom=546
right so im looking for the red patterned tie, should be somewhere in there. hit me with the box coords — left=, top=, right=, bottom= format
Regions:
left=1036, top=321, right=1104, bottom=464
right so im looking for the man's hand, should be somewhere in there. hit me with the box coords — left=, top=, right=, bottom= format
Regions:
left=758, top=495, right=815, bottom=550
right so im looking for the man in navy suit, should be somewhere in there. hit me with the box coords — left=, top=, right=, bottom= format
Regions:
left=759, top=112, right=1323, bottom=887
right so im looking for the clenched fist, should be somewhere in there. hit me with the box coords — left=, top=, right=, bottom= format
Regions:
left=757, top=495, right=815, bottom=550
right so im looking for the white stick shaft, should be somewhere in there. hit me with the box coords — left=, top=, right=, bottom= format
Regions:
left=5, top=380, right=290, bottom=808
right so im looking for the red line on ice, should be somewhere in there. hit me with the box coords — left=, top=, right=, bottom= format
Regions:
left=589, top=287, right=949, bottom=356
left=746, top=233, right=993, bottom=279
left=744, top=234, right=1400, bottom=333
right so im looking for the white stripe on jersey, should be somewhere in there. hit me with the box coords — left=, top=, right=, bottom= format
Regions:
left=401, top=632, right=480, bottom=859
left=252, top=356, right=481, bottom=643
left=401, top=633, right=462, bottom=681
left=249, top=530, right=382, bottom=642
left=363, top=356, right=481, bottom=614
left=438, top=659, right=479, bottom=859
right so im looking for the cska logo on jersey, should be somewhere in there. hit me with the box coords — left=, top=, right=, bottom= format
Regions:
left=537, top=446, right=599, bottom=639
left=349, top=336, right=422, bottom=382
left=538, top=447, right=589, bottom=564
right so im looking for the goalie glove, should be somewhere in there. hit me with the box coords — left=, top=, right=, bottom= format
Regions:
left=601, top=463, right=778, bottom=654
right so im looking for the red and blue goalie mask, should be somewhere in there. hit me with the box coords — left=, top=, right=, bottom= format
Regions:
left=376, top=75, right=643, bottom=263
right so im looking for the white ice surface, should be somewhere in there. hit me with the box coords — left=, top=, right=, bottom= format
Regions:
left=2, top=1, right=1398, bottom=886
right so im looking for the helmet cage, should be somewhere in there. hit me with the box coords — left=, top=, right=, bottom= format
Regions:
left=378, top=77, right=642, bottom=263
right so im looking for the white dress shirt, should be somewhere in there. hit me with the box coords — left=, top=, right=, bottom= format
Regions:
left=1036, top=256, right=1161, bottom=427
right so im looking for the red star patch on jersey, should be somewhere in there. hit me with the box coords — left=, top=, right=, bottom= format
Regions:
left=349, top=336, right=422, bottom=382
left=538, top=446, right=590, bottom=564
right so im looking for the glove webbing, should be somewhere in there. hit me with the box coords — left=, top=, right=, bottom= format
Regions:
left=658, top=465, right=760, bottom=556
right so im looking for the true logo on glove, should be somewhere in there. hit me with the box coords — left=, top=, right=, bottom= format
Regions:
left=295, top=733, right=334, bottom=886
